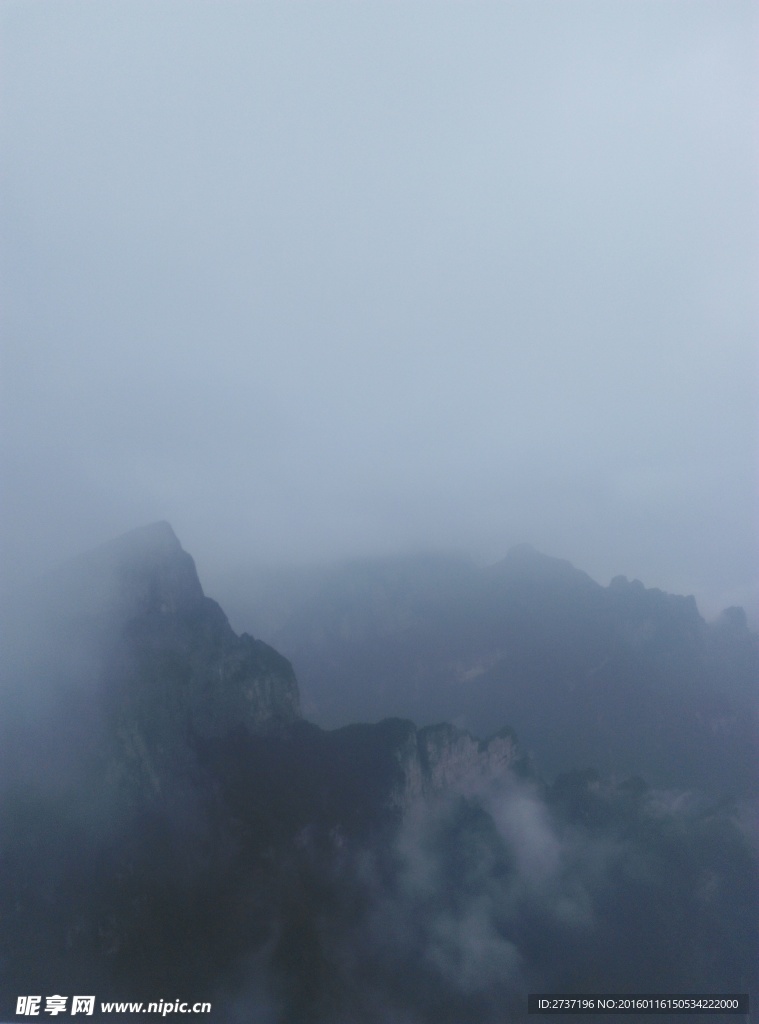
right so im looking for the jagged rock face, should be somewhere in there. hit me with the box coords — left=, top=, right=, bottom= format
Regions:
left=113, top=581, right=300, bottom=740
left=392, top=722, right=525, bottom=809
left=1, top=522, right=301, bottom=800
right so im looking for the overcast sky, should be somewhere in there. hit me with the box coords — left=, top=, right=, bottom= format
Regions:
left=1, top=0, right=757, bottom=621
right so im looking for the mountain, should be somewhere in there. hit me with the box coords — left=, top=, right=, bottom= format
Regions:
left=1, top=522, right=300, bottom=807
left=1, top=526, right=756, bottom=1022
left=216, top=544, right=759, bottom=793
left=0, top=524, right=531, bottom=1016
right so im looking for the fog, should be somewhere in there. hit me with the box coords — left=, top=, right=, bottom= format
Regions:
left=210, top=768, right=757, bottom=1022
left=1, top=1, right=757, bottom=622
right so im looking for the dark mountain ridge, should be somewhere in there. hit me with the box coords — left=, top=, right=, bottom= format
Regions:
left=213, top=542, right=758, bottom=794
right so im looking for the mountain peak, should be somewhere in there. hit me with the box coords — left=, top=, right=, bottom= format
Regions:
left=491, top=544, right=598, bottom=590
left=38, top=521, right=204, bottom=624
left=99, top=519, right=182, bottom=556
left=7, top=523, right=301, bottom=775
left=505, top=541, right=539, bottom=559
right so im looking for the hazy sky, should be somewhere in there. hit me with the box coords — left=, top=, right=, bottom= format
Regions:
left=1, top=1, right=757, bottom=621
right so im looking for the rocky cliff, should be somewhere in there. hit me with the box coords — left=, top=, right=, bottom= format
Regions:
left=392, top=722, right=526, bottom=809
left=1, top=522, right=300, bottom=802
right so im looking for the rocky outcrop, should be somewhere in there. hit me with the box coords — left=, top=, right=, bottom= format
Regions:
left=2, top=522, right=301, bottom=802
left=392, top=721, right=527, bottom=810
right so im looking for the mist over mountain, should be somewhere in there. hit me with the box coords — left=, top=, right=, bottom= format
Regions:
left=1, top=524, right=756, bottom=1022
left=3, top=2, right=757, bottom=1020
left=1, top=522, right=299, bottom=797
left=215, top=544, right=759, bottom=794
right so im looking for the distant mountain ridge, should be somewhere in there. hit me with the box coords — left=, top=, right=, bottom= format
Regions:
left=217, top=543, right=758, bottom=793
